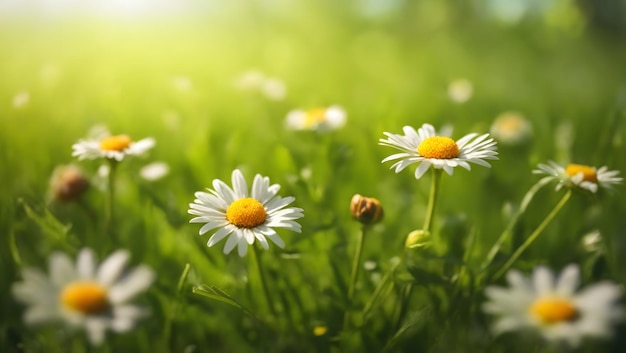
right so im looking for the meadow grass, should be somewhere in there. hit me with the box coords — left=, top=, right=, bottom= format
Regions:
left=1, top=2, right=626, bottom=352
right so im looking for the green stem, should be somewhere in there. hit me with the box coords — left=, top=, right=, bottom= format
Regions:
left=482, top=176, right=553, bottom=271
left=493, top=189, right=572, bottom=280
left=361, top=259, right=400, bottom=323
left=423, top=168, right=443, bottom=233
left=343, top=225, right=367, bottom=332
left=164, top=263, right=191, bottom=350
left=9, top=229, right=22, bottom=267
left=251, top=245, right=276, bottom=317
left=104, top=159, right=118, bottom=238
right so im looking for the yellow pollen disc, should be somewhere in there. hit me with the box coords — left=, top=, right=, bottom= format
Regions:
left=60, top=281, right=109, bottom=314
left=226, top=197, right=267, bottom=228
left=565, top=164, right=598, bottom=183
left=417, top=136, right=460, bottom=159
left=304, top=108, right=327, bottom=128
left=529, top=297, right=577, bottom=324
left=313, top=326, right=328, bottom=336
left=498, top=115, right=522, bottom=132
left=99, top=135, right=132, bottom=151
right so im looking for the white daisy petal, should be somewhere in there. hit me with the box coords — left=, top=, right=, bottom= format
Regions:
left=232, top=169, right=248, bottom=198
left=50, top=252, right=76, bottom=287
left=223, top=230, right=241, bottom=254
left=97, top=250, right=130, bottom=286
left=108, top=266, right=155, bottom=304
left=555, top=264, right=580, bottom=296
left=207, top=226, right=235, bottom=247
left=532, top=266, right=554, bottom=295
left=77, top=248, right=97, bottom=279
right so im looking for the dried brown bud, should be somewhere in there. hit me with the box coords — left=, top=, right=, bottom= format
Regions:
left=50, top=165, right=89, bottom=202
left=350, top=194, right=383, bottom=224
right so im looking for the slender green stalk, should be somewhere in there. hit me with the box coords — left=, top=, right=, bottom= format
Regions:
left=362, top=259, right=400, bottom=323
left=9, top=229, right=22, bottom=267
left=104, top=159, right=118, bottom=238
left=493, top=189, right=572, bottom=280
left=482, top=176, right=553, bottom=271
left=423, top=168, right=443, bottom=233
left=164, top=263, right=191, bottom=350
left=343, top=225, right=367, bottom=331
left=251, top=245, right=276, bottom=317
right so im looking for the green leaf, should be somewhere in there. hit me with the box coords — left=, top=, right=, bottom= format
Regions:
left=192, top=284, right=257, bottom=319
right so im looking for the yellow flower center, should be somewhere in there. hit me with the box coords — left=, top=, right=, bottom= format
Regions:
left=226, top=197, right=267, bottom=228
left=565, top=164, right=598, bottom=183
left=60, top=281, right=109, bottom=315
left=529, top=297, right=578, bottom=324
left=304, top=108, right=327, bottom=128
left=497, top=114, right=523, bottom=132
left=313, top=325, right=328, bottom=336
left=417, top=136, right=460, bottom=159
left=99, top=135, right=132, bottom=151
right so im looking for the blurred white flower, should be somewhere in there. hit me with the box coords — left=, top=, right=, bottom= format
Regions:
left=140, top=162, right=169, bottom=181
left=261, top=78, right=287, bottom=101
left=581, top=230, right=603, bottom=253
left=12, top=248, right=155, bottom=346
left=380, top=123, right=498, bottom=179
left=447, top=78, right=473, bottom=103
left=234, top=70, right=287, bottom=101
left=483, top=264, right=623, bottom=347
left=235, top=70, right=266, bottom=90
left=188, top=169, right=304, bottom=257
left=172, top=76, right=193, bottom=91
left=533, top=161, right=622, bottom=193
left=285, top=105, right=346, bottom=131
left=490, top=111, right=533, bottom=145
left=72, top=130, right=155, bottom=162
left=13, top=91, right=30, bottom=109
left=40, top=64, right=61, bottom=86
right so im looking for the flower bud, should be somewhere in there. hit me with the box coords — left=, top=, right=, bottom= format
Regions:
left=350, top=194, right=383, bottom=224
left=49, top=165, right=89, bottom=202
left=405, top=230, right=432, bottom=249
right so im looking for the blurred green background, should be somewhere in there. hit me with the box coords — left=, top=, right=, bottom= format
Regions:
left=1, top=0, right=626, bottom=352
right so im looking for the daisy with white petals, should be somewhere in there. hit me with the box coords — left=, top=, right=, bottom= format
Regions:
left=72, top=132, right=155, bottom=162
left=286, top=105, right=346, bottom=131
left=188, top=169, right=304, bottom=257
left=379, top=123, right=498, bottom=179
left=483, top=264, right=623, bottom=347
left=534, top=161, right=622, bottom=193
left=12, top=248, right=155, bottom=345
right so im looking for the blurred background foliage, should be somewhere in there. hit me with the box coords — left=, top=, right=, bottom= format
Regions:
left=1, top=0, right=626, bottom=352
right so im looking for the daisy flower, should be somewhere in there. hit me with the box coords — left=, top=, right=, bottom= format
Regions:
left=72, top=132, right=155, bottom=162
left=188, top=169, right=304, bottom=257
left=285, top=105, right=346, bottom=131
left=533, top=161, right=622, bottom=193
left=483, top=264, right=623, bottom=347
left=489, top=111, right=533, bottom=145
left=447, top=78, right=473, bottom=103
left=12, top=248, right=155, bottom=345
left=379, top=123, right=498, bottom=179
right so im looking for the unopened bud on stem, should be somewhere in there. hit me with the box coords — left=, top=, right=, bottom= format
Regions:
left=350, top=194, right=384, bottom=225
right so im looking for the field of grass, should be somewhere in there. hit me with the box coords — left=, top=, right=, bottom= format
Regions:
left=1, top=1, right=626, bottom=352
